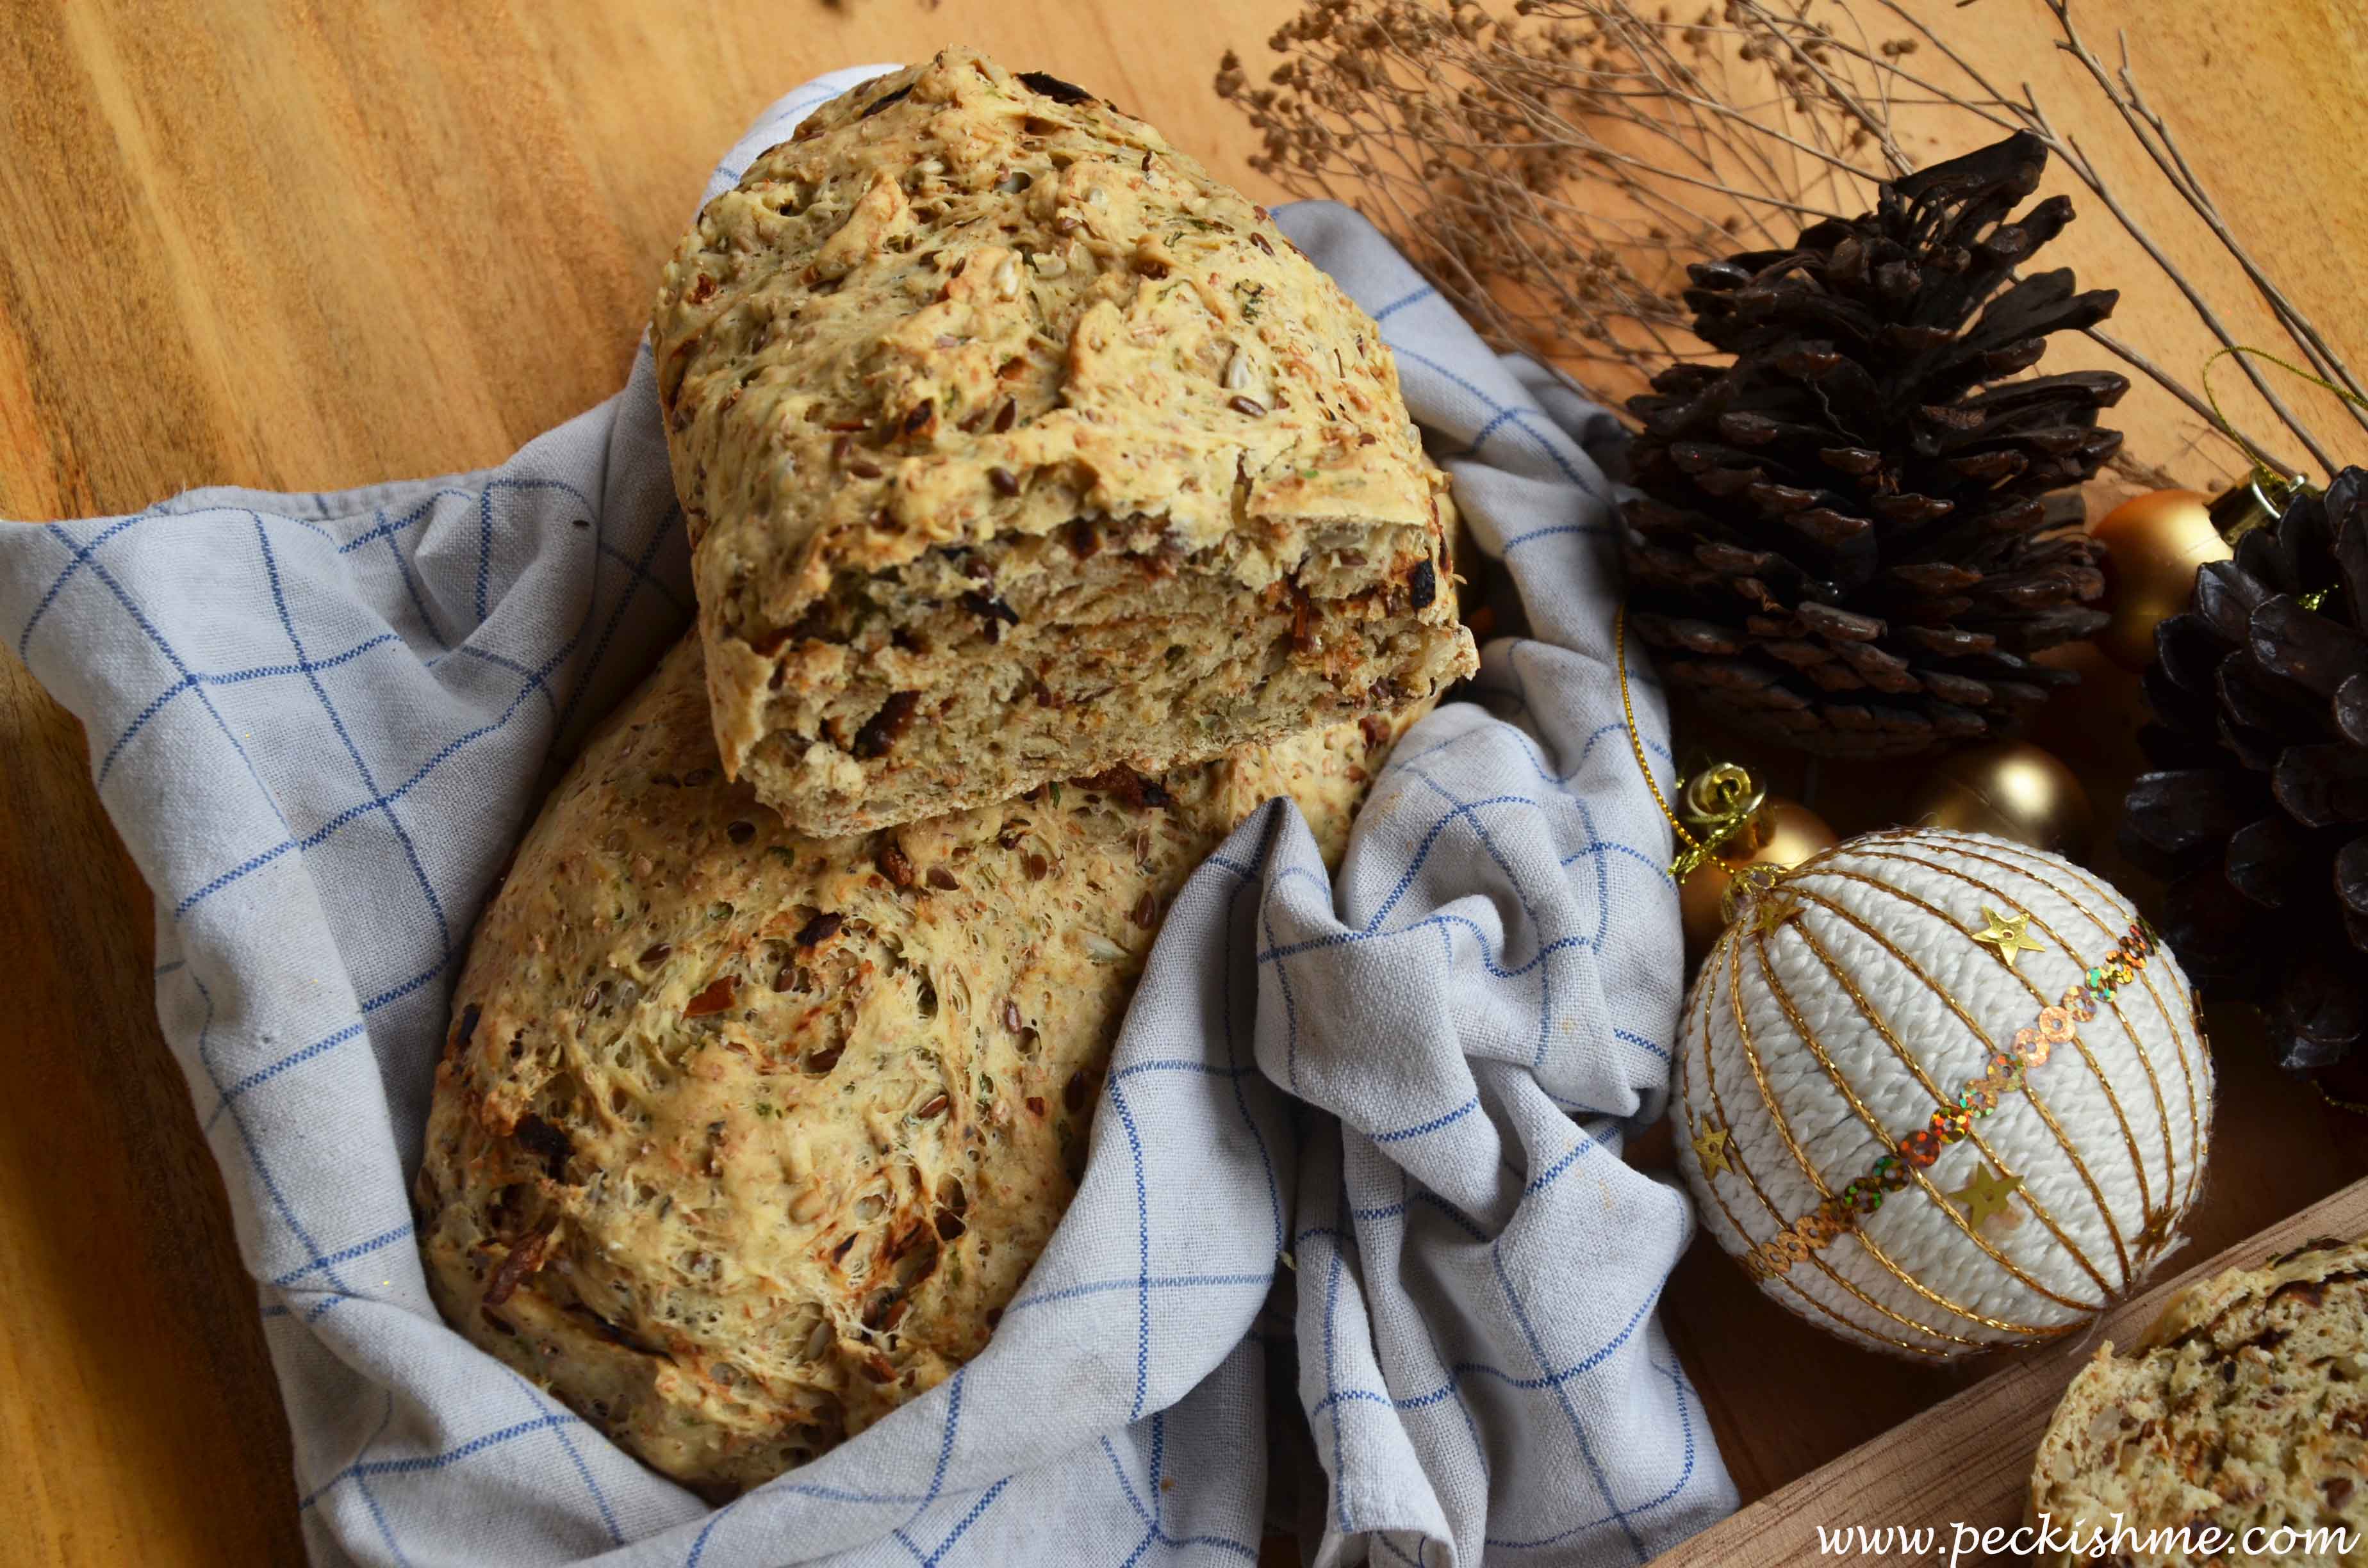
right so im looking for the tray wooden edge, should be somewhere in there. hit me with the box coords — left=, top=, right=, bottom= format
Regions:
left=1647, top=1173, right=2368, bottom=1568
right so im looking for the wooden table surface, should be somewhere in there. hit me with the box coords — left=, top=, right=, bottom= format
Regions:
left=4, top=3, right=2367, bottom=1564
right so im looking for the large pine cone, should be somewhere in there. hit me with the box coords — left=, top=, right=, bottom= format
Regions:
left=2123, top=469, right=2368, bottom=1074
left=1623, top=131, right=2124, bottom=757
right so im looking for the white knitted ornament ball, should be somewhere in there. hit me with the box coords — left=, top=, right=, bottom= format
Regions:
left=1672, top=827, right=2214, bottom=1360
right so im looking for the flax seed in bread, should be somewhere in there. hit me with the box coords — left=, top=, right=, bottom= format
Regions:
left=2027, top=1233, right=2368, bottom=1566
left=415, top=634, right=1415, bottom=1493
left=650, top=47, right=1473, bottom=837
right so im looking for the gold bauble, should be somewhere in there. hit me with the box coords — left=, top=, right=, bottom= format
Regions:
left=1678, top=797, right=1838, bottom=956
left=1907, top=740, right=2093, bottom=860
left=2089, top=489, right=2232, bottom=671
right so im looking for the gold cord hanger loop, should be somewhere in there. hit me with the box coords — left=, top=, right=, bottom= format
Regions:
left=1614, top=605, right=1763, bottom=881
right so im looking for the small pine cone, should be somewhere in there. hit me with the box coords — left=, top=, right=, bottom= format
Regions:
left=2123, top=468, right=2368, bottom=1074
left=1622, top=131, right=2124, bottom=758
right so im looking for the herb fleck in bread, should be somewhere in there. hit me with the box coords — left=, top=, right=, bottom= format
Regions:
left=415, top=635, right=1417, bottom=1494
left=2027, top=1233, right=2368, bottom=1566
left=651, top=47, right=1474, bottom=837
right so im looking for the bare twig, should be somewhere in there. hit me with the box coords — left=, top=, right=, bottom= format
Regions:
left=1221, top=0, right=2354, bottom=483
left=2057, top=11, right=2368, bottom=441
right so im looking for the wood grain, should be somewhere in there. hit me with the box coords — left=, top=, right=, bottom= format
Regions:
left=1647, top=1174, right=2368, bottom=1568
left=0, top=658, right=302, bottom=1567
left=2, top=3, right=2365, bottom=1564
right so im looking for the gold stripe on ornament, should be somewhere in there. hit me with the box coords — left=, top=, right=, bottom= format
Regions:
left=1748, top=923, right=2048, bottom=1337
left=1890, top=838, right=2177, bottom=1235
left=1925, top=837, right=2189, bottom=1156
left=1774, top=906, right=2103, bottom=1318
left=1686, top=943, right=1963, bottom=1355
left=1770, top=892, right=2105, bottom=1314
left=1868, top=838, right=2194, bottom=1258
left=2064, top=885, right=2206, bottom=1234
left=1848, top=845, right=2159, bottom=1237
left=1809, top=858, right=2136, bottom=1289
left=1725, top=909, right=2159, bottom=1287
left=1749, top=922, right=2077, bottom=1337
left=1700, top=927, right=1976, bottom=1353
left=1781, top=875, right=2110, bottom=1303
left=1684, top=967, right=1958, bottom=1357
left=1926, top=833, right=2196, bottom=1239
left=2184, top=981, right=2213, bottom=1211
left=1973, top=836, right=2210, bottom=1225
left=1786, top=867, right=2126, bottom=1294
left=1676, top=933, right=1951, bottom=1355
left=1920, top=837, right=2178, bottom=1213
left=1706, top=930, right=1978, bottom=1352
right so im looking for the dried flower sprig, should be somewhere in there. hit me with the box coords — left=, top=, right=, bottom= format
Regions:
left=1219, top=0, right=2362, bottom=484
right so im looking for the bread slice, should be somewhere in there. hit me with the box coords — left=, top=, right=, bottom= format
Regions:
left=2027, top=1234, right=2368, bottom=1566
left=651, top=48, right=1475, bottom=837
left=416, top=634, right=1419, bottom=1494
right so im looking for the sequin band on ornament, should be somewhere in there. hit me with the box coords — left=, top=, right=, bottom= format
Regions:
left=1736, top=919, right=2158, bottom=1282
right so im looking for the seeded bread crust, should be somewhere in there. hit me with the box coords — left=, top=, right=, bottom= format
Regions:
left=651, top=47, right=1474, bottom=837
left=2027, top=1234, right=2368, bottom=1567
left=416, top=635, right=1415, bottom=1494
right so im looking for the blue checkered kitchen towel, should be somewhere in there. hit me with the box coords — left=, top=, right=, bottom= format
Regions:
left=0, top=67, right=1736, bottom=1568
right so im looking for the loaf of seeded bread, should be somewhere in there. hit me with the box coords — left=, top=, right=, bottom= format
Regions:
left=415, top=634, right=1417, bottom=1494
left=650, top=47, right=1475, bottom=837
left=2027, top=1234, right=2368, bottom=1567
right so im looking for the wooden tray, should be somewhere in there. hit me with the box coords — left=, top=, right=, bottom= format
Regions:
left=1647, top=1174, right=2368, bottom=1566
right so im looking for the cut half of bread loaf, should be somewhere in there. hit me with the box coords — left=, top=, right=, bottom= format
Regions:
left=652, top=48, right=1475, bottom=837
left=2028, top=1233, right=2368, bottom=1567
left=416, top=634, right=1420, bottom=1494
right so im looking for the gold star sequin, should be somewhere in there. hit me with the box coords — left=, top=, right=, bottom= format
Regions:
left=1750, top=894, right=1804, bottom=936
left=1948, top=1162, right=2024, bottom=1230
left=1691, top=1120, right=1734, bottom=1179
left=1971, top=905, right=2045, bottom=968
